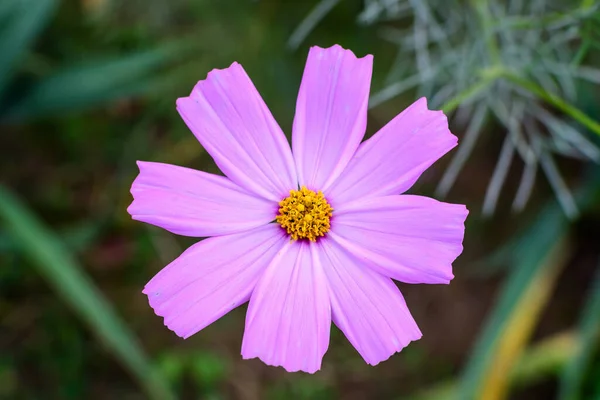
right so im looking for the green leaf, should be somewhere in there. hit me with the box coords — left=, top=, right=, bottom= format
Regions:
left=558, top=263, right=600, bottom=400
left=456, top=218, right=571, bottom=399
left=0, top=186, right=175, bottom=400
left=2, top=47, right=174, bottom=121
left=0, top=0, right=57, bottom=96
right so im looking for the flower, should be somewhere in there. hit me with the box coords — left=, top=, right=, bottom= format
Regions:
left=128, top=44, right=468, bottom=373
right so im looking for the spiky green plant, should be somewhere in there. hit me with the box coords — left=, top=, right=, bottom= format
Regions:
left=292, top=0, right=600, bottom=217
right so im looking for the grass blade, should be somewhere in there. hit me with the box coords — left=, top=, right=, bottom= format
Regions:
left=0, top=0, right=57, bottom=95
left=0, top=186, right=175, bottom=400
left=558, top=261, right=600, bottom=400
left=457, top=222, right=571, bottom=399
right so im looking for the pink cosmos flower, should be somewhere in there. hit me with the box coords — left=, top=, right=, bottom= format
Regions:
left=128, top=44, right=468, bottom=373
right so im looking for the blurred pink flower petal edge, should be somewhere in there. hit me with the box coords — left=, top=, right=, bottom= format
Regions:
left=127, top=44, right=468, bottom=373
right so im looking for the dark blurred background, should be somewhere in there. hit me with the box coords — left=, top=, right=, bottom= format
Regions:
left=2, top=0, right=600, bottom=399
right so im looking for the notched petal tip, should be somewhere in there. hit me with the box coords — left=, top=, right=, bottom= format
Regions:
left=126, top=203, right=137, bottom=219
left=414, top=96, right=428, bottom=107
left=128, top=161, right=278, bottom=237
left=141, top=289, right=190, bottom=339
left=241, top=241, right=330, bottom=374
left=424, top=99, right=458, bottom=146
left=294, top=43, right=374, bottom=190
left=189, top=62, right=243, bottom=93
left=325, top=94, right=460, bottom=202
left=127, top=161, right=156, bottom=215
left=175, top=62, right=245, bottom=107
left=206, top=61, right=241, bottom=78
left=127, top=161, right=146, bottom=217
left=441, top=273, right=455, bottom=285
left=331, top=195, right=466, bottom=285
left=309, top=44, right=373, bottom=63
left=411, top=96, right=457, bottom=143
left=197, top=62, right=243, bottom=91
left=320, top=239, right=423, bottom=366
left=175, top=56, right=297, bottom=200
left=366, top=332, right=423, bottom=367
left=240, top=354, right=322, bottom=374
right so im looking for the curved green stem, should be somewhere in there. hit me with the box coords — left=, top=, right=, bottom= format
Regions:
left=442, top=67, right=600, bottom=140
left=501, top=71, right=600, bottom=138
left=441, top=67, right=504, bottom=113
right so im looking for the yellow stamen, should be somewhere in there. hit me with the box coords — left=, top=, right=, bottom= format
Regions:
left=276, top=186, right=333, bottom=242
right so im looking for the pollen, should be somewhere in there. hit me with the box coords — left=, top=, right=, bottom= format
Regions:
left=276, top=186, right=333, bottom=242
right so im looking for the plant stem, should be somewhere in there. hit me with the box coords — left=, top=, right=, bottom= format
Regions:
left=501, top=71, right=600, bottom=138
left=441, top=66, right=504, bottom=113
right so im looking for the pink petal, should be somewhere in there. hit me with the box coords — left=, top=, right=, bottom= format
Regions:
left=319, top=239, right=422, bottom=365
left=330, top=195, right=468, bottom=284
left=326, top=98, right=457, bottom=206
left=292, top=45, right=373, bottom=191
left=128, top=161, right=276, bottom=237
left=176, top=63, right=297, bottom=201
left=144, top=224, right=287, bottom=339
left=242, top=240, right=331, bottom=373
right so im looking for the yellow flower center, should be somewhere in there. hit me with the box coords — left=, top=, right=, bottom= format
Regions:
left=276, top=186, right=333, bottom=242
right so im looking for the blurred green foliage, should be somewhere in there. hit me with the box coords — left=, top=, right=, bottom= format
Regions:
left=1, top=0, right=600, bottom=399
left=0, top=187, right=174, bottom=399
left=0, top=0, right=174, bottom=123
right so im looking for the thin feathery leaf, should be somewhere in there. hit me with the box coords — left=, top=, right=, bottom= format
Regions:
left=436, top=103, right=487, bottom=197
left=539, top=151, right=579, bottom=218
left=489, top=98, right=532, bottom=162
left=361, top=0, right=600, bottom=215
left=483, top=133, right=516, bottom=216
left=512, top=123, right=542, bottom=211
left=533, top=105, right=600, bottom=162
left=287, top=0, right=341, bottom=50
left=368, top=73, right=421, bottom=108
